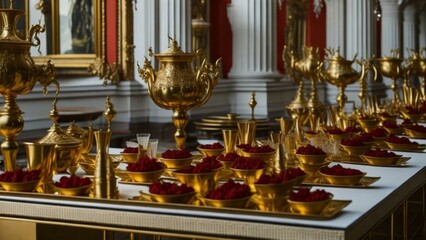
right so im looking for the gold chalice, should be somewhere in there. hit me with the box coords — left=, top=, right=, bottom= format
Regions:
left=138, top=37, right=221, bottom=150
left=376, top=49, right=404, bottom=106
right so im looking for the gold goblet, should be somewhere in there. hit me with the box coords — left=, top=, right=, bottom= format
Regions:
left=23, top=142, right=56, bottom=193
left=138, top=37, right=221, bottom=150
left=376, top=49, right=404, bottom=107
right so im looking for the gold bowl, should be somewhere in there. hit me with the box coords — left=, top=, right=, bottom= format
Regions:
left=295, top=153, right=327, bottom=165
left=404, top=128, right=426, bottom=139
left=383, top=126, right=404, bottom=135
left=148, top=191, right=196, bottom=204
left=384, top=141, right=418, bottom=151
left=126, top=167, right=166, bottom=183
left=287, top=195, right=333, bottom=215
left=121, top=153, right=139, bottom=163
left=0, top=180, right=38, bottom=192
left=340, top=144, right=369, bottom=156
left=254, top=180, right=295, bottom=197
left=54, top=184, right=91, bottom=196
left=239, top=150, right=276, bottom=163
left=197, top=147, right=225, bottom=157
left=250, top=195, right=287, bottom=211
left=231, top=168, right=264, bottom=186
left=400, top=112, right=423, bottom=122
left=360, top=154, right=403, bottom=165
left=298, top=161, right=329, bottom=174
left=319, top=171, right=366, bottom=185
left=171, top=171, right=218, bottom=195
left=159, top=156, right=194, bottom=169
left=199, top=196, right=251, bottom=208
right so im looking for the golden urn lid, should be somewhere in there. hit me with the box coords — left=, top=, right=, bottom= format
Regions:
left=149, top=37, right=195, bottom=61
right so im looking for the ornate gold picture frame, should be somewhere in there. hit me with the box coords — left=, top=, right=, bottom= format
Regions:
left=31, top=0, right=106, bottom=76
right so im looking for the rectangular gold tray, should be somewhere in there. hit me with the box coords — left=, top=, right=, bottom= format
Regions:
left=336, top=156, right=411, bottom=167
left=129, top=194, right=352, bottom=220
left=302, top=176, right=381, bottom=188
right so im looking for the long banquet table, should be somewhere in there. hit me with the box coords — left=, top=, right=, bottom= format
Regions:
left=0, top=145, right=425, bottom=240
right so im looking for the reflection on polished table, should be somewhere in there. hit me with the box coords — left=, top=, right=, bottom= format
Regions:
left=0, top=144, right=425, bottom=240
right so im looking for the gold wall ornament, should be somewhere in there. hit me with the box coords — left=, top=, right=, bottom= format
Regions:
left=138, top=37, right=221, bottom=150
left=321, top=48, right=365, bottom=116
left=88, top=59, right=121, bottom=85
left=375, top=49, right=404, bottom=107
left=0, top=6, right=57, bottom=171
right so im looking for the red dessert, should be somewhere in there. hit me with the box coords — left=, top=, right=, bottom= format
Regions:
left=198, top=142, right=224, bottom=149
left=175, top=157, right=223, bottom=173
left=386, top=135, right=418, bottom=145
left=217, top=152, right=240, bottom=162
left=255, top=167, right=306, bottom=184
left=324, top=126, right=348, bottom=135
left=54, top=174, right=92, bottom=188
left=341, top=133, right=373, bottom=146
left=121, top=147, right=138, bottom=154
left=205, top=179, right=252, bottom=200
left=149, top=181, right=194, bottom=195
left=289, top=188, right=331, bottom=202
left=231, top=156, right=266, bottom=169
left=382, top=120, right=399, bottom=129
left=369, top=127, right=388, bottom=138
left=243, top=145, right=275, bottom=153
left=236, top=143, right=251, bottom=151
left=296, top=144, right=326, bottom=155
left=0, top=169, right=40, bottom=182
left=126, top=156, right=164, bottom=172
left=405, top=124, right=426, bottom=133
left=161, top=149, right=193, bottom=159
left=364, top=148, right=397, bottom=158
left=320, top=164, right=364, bottom=176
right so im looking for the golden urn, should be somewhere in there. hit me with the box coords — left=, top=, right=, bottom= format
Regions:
left=0, top=5, right=58, bottom=171
left=322, top=48, right=365, bottom=114
left=138, top=37, right=221, bottom=149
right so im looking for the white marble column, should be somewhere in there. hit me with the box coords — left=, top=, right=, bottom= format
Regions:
left=227, top=0, right=281, bottom=80
left=418, top=6, right=426, bottom=48
left=380, top=0, right=400, bottom=56
left=325, top=0, right=346, bottom=56
left=403, top=4, right=417, bottom=57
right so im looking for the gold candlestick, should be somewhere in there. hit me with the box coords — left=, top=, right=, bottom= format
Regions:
left=138, top=37, right=221, bottom=150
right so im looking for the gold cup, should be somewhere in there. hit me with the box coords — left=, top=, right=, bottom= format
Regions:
left=237, top=120, right=256, bottom=145
left=23, top=142, right=56, bottom=193
left=222, top=129, right=238, bottom=153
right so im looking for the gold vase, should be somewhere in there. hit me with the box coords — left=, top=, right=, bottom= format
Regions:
left=138, top=37, right=221, bottom=150
left=92, top=130, right=118, bottom=199
left=0, top=6, right=58, bottom=171
left=322, top=48, right=365, bottom=115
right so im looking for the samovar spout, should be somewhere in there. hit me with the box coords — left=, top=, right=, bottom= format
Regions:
left=137, top=57, right=156, bottom=92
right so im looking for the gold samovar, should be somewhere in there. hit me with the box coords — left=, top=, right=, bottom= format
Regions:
left=321, top=48, right=365, bottom=116
left=0, top=5, right=57, bottom=171
left=138, top=37, right=221, bottom=149
left=376, top=49, right=404, bottom=107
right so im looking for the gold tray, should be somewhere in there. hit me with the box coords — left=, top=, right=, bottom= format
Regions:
left=118, top=177, right=178, bottom=185
left=130, top=194, right=352, bottom=219
left=303, top=176, right=381, bottom=188
left=337, top=156, right=411, bottom=167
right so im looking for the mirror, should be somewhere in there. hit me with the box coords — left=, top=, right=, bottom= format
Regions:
left=29, top=0, right=106, bottom=76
